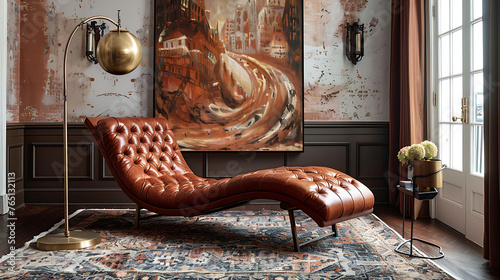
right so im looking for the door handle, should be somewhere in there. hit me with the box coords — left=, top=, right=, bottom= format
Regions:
left=452, top=97, right=469, bottom=124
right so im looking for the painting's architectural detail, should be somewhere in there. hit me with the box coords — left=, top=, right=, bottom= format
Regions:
left=155, top=0, right=304, bottom=151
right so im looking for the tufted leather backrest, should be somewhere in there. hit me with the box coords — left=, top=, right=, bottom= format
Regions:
left=86, top=117, right=194, bottom=197
left=86, top=117, right=374, bottom=225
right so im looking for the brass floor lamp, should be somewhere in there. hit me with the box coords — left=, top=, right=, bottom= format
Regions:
left=36, top=11, right=142, bottom=250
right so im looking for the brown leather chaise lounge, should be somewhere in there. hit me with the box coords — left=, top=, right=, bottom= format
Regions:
left=85, top=117, right=375, bottom=251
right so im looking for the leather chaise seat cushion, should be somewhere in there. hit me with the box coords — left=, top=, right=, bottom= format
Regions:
left=86, top=117, right=375, bottom=227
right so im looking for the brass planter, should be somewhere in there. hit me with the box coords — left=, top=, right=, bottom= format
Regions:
left=413, top=159, right=443, bottom=191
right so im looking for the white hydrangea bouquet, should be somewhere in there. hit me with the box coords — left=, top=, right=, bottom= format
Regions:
left=397, top=140, right=438, bottom=165
left=397, top=140, right=442, bottom=189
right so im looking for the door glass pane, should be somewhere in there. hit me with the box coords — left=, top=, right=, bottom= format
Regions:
left=439, top=124, right=464, bottom=172
left=440, top=123, right=451, bottom=167
left=451, top=76, right=463, bottom=119
left=439, top=34, right=450, bottom=78
left=451, top=30, right=463, bottom=75
left=439, top=0, right=450, bottom=34
left=472, top=21, right=483, bottom=71
left=472, top=73, right=483, bottom=123
left=471, top=0, right=482, bottom=21
left=439, top=79, right=451, bottom=122
left=472, top=125, right=484, bottom=175
left=451, top=0, right=463, bottom=29
left=451, top=124, right=463, bottom=171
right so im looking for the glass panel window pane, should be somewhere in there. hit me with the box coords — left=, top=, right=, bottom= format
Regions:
left=439, top=79, right=451, bottom=122
left=439, top=0, right=450, bottom=34
left=451, top=76, right=463, bottom=119
left=451, top=0, right=463, bottom=29
left=472, top=73, right=484, bottom=123
left=451, top=124, right=463, bottom=171
left=472, top=0, right=482, bottom=21
left=439, top=34, right=450, bottom=78
left=439, top=123, right=451, bottom=167
left=451, top=29, right=463, bottom=75
left=471, top=125, right=484, bottom=175
left=472, top=21, right=483, bottom=71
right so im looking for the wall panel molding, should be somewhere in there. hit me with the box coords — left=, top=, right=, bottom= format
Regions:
left=8, top=144, right=23, bottom=182
left=287, top=142, right=350, bottom=174
left=32, top=142, right=95, bottom=180
left=356, top=143, right=390, bottom=180
left=101, top=156, right=114, bottom=180
left=6, top=125, right=25, bottom=208
left=8, top=121, right=390, bottom=205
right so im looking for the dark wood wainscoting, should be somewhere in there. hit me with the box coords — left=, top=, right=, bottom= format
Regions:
left=6, top=121, right=390, bottom=207
left=6, top=124, right=25, bottom=208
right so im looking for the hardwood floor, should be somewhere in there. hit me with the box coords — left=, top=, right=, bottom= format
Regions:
left=373, top=205, right=500, bottom=280
left=1, top=204, right=499, bottom=279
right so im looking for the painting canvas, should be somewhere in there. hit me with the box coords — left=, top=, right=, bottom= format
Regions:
left=154, top=0, right=303, bottom=151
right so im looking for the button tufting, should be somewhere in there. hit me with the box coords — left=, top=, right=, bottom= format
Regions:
left=88, top=118, right=374, bottom=228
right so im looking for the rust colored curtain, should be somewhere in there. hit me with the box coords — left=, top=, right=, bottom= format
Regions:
left=388, top=0, right=426, bottom=205
left=483, top=0, right=500, bottom=270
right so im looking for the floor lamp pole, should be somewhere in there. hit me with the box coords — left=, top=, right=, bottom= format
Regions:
left=37, top=16, right=119, bottom=250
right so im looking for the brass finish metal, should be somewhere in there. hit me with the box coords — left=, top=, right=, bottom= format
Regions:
left=97, top=30, right=142, bottom=75
left=37, top=231, right=101, bottom=251
left=452, top=97, right=469, bottom=124
left=413, top=159, right=443, bottom=189
left=36, top=11, right=141, bottom=251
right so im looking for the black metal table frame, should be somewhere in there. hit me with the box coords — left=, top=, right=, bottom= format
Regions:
left=394, top=166, right=447, bottom=259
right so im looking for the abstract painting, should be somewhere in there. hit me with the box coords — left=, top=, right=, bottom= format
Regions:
left=154, top=0, right=303, bottom=151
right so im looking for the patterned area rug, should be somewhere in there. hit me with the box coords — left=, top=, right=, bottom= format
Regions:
left=0, top=209, right=455, bottom=279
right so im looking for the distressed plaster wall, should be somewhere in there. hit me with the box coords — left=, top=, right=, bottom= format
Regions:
left=7, top=0, right=390, bottom=123
left=7, top=0, right=20, bottom=122
left=304, top=0, right=391, bottom=121
left=10, top=0, right=153, bottom=122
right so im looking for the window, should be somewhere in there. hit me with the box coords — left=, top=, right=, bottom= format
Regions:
left=435, top=0, right=484, bottom=176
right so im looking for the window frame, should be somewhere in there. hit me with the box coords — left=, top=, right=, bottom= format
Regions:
left=428, top=0, right=484, bottom=176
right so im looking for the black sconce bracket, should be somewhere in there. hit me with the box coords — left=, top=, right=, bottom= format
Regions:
left=346, top=22, right=365, bottom=65
left=86, top=21, right=107, bottom=64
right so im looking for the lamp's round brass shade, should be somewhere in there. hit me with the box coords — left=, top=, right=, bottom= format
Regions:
left=97, top=30, right=142, bottom=75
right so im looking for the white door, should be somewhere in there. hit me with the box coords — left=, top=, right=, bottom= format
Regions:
left=431, top=0, right=484, bottom=246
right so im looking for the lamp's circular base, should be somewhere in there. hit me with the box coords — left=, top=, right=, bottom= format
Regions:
left=37, top=231, right=101, bottom=251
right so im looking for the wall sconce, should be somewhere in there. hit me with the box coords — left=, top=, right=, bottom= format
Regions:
left=86, top=21, right=107, bottom=64
left=346, top=22, right=364, bottom=65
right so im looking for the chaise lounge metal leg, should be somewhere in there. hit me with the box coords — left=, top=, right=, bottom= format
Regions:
left=135, top=205, right=141, bottom=229
left=283, top=204, right=338, bottom=252
left=288, top=209, right=300, bottom=252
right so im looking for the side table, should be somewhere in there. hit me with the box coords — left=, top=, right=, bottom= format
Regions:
left=394, top=166, right=446, bottom=259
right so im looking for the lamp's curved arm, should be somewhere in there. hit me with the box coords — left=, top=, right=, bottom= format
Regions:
left=62, top=14, right=120, bottom=237
left=64, top=16, right=119, bottom=100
